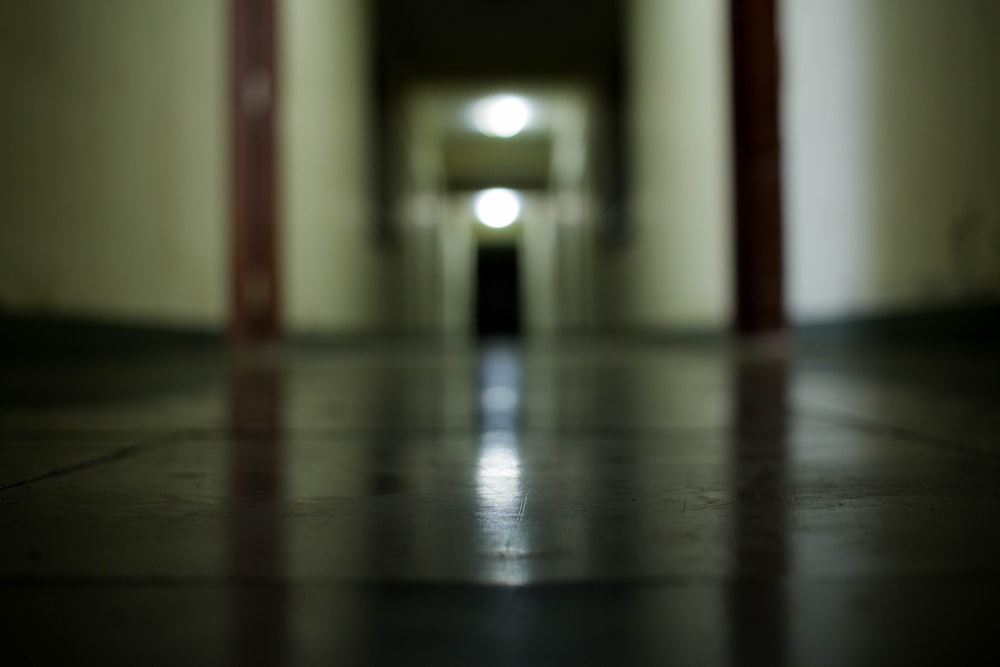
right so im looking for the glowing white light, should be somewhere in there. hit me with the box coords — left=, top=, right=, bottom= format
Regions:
left=477, top=431, right=521, bottom=500
left=479, top=443, right=520, bottom=484
left=481, top=386, right=519, bottom=412
left=472, top=95, right=532, bottom=138
left=475, top=429, right=528, bottom=584
left=474, top=189, right=521, bottom=229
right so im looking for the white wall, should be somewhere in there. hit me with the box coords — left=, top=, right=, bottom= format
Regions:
left=281, top=0, right=394, bottom=334
left=0, top=0, right=227, bottom=328
left=550, top=92, right=596, bottom=332
left=783, top=0, right=1000, bottom=322
left=398, top=91, right=448, bottom=334
left=441, top=196, right=474, bottom=337
left=519, top=194, right=559, bottom=336
left=0, top=0, right=396, bottom=335
left=600, top=0, right=732, bottom=332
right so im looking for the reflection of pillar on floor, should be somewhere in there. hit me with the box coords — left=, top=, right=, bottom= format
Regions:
left=228, top=363, right=287, bottom=667
left=589, top=363, right=642, bottom=577
left=729, top=357, right=789, bottom=667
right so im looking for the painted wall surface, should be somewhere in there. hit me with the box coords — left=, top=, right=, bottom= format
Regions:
left=519, top=194, right=558, bottom=336
left=550, top=92, right=596, bottom=333
left=600, top=0, right=732, bottom=332
left=398, top=91, right=447, bottom=334
left=0, top=1, right=227, bottom=328
left=281, top=0, right=393, bottom=334
left=441, top=195, right=474, bottom=337
left=783, top=0, right=1000, bottom=322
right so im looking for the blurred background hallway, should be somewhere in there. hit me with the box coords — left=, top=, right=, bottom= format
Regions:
left=1, top=0, right=1000, bottom=664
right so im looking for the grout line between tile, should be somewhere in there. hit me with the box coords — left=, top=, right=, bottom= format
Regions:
left=0, top=428, right=201, bottom=493
left=794, top=402, right=1000, bottom=463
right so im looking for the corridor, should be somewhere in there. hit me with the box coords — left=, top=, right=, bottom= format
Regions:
left=2, top=334, right=1000, bottom=665
left=3, top=0, right=1000, bottom=662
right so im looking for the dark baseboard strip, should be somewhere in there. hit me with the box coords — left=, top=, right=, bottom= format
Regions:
left=0, top=313, right=225, bottom=362
left=792, top=303, right=1000, bottom=347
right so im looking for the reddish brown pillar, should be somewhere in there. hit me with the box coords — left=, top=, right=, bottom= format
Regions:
left=230, top=0, right=280, bottom=343
left=730, top=0, right=785, bottom=336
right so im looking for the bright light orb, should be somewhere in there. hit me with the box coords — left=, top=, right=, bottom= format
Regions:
left=472, top=95, right=532, bottom=138
left=474, top=189, right=521, bottom=229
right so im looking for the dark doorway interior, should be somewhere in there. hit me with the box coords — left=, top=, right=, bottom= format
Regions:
left=475, top=246, right=522, bottom=338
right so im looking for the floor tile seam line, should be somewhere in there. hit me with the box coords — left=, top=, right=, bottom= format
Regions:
left=0, top=427, right=223, bottom=440
left=3, top=424, right=789, bottom=443
left=5, top=572, right=1000, bottom=588
left=0, top=575, right=720, bottom=588
left=0, top=428, right=201, bottom=493
left=230, top=426, right=771, bottom=439
left=791, top=402, right=1000, bottom=463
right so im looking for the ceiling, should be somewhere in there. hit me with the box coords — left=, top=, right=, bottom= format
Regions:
left=374, top=1, right=615, bottom=215
left=443, top=135, right=553, bottom=191
left=374, top=0, right=623, bottom=79
left=415, top=85, right=589, bottom=195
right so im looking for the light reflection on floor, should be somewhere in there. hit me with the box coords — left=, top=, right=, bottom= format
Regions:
left=475, top=344, right=530, bottom=584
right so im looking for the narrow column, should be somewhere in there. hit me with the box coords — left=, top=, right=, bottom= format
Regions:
left=730, top=0, right=785, bottom=336
left=230, top=0, right=280, bottom=342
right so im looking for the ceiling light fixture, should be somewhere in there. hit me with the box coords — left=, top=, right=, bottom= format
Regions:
left=474, top=189, right=521, bottom=229
left=471, top=95, right=532, bottom=138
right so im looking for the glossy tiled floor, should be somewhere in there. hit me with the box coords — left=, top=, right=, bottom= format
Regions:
left=2, top=336, right=1000, bottom=665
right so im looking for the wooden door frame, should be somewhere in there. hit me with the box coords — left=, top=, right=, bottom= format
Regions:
left=230, top=0, right=280, bottom=343
left=730, top=0, right=786, bottom=336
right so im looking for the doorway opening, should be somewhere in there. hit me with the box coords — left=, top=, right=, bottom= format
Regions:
left=475, top=245, right=522, bottom=338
